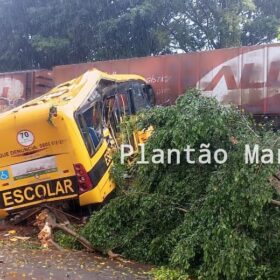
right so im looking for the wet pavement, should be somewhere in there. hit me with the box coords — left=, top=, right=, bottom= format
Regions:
left=0, top=225, right=152, bottom=280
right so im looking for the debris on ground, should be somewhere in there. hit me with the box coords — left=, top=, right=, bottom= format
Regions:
left=0, top=223, right=152, bottom=280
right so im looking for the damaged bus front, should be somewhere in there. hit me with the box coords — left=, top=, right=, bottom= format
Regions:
left=0, top=70, right=108, bottom=218
left=0, top=68, right=154, bottom=219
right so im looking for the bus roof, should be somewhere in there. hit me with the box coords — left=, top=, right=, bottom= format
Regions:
left=0, top=68, right=146, bottom=117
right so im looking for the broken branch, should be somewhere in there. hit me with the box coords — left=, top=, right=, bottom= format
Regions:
left=271, top=199, right=280, bottom=206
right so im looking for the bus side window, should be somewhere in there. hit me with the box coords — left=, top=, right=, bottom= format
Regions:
left=83, top=102, right=103, bottom=152
left=77, top=114, right=94, bottom=155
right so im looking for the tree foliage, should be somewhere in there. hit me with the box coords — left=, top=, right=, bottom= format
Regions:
left=0, top=0, right=169, bottom=71
left=82, top=90, right=280, bottom=279
left=164, top=0, right=280, bottom=50
left=0, top=0, right=279, bottom=71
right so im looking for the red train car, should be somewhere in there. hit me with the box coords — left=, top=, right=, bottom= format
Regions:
left=1, top=43, right=280, bottom=116
left=0, top=70, right=53, bottom=112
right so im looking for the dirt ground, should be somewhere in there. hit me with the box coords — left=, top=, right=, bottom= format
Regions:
left=0, top=224, right=152, bottom=280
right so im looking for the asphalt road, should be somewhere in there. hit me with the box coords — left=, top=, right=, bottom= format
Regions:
left=0, top=225, right=152, bottom=280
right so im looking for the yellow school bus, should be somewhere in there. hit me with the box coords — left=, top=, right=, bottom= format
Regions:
left=0, top=69, right=154, bottom=218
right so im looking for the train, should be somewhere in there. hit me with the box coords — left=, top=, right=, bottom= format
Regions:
left=1, top=43, right=280, bottom=117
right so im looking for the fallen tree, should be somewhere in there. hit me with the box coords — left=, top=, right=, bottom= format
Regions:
left=82, top=90, right=280, bottom=280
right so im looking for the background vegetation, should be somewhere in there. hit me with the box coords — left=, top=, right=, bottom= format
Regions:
left=0, top=0, right=279, bottom=71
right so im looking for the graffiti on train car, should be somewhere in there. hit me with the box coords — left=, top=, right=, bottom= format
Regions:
left=0, top=70, right=54, bottom=113
left=0, top=77, right=25, bottom=112
left=50, top=44, right=280, bottom=114
left=198, top=46, right=280, bottom=114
